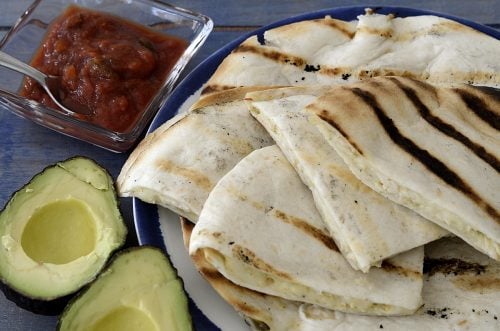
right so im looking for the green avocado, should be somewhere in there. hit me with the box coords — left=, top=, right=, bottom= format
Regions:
left=58, top=246, right=192, bottom=331
left=0, top=157, right=127, bottom=314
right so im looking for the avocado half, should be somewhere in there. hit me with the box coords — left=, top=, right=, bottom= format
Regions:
left=0, top=157, right=127, bottom=315
left=58, top=246, right=192, bottom=331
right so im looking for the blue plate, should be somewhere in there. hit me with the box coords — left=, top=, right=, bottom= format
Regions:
left=133, top=6, right=500, bottom=330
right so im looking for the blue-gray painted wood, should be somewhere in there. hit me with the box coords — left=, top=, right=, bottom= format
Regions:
left=0, top=0, right=498, bottom=330
left=2, top=0, right=500, bottom=26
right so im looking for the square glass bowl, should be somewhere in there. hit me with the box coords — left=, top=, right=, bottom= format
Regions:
left=0, top=0, right=212, bottom=152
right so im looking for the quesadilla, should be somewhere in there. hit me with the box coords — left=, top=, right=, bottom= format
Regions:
left=299, top=236, right=500, bottom=330
left=202, top=10, right=500, bottom=99
left=246, top=86, right=447, bottom=272
left=117, top=87, right=274, bottom=222
left=181, top=218, right=305, bottom=331
left=309, top=76, right=500, bottom=260
left=190, top=145, right=425, bottom=316
left=184, top=219, right=500, bottom=331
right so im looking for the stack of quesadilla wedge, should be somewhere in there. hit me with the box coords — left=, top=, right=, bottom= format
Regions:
left=309, top=76, right=500, bottom=260
left=245, top=86, right=448, bottom=272
left=117, top=8, right=500, bottom=330
left=190, top=145, right=425, bottom=316
left=117, top=87, right=274, bottom=222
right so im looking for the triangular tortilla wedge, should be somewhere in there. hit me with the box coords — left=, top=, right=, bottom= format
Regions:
left=183, top=218, right=500, bottom=331
left=299, top=236, right=500, bottom=330
left=190, top=145, right=424, bottom=315
left=309, top=76, right=500, bottom=260
left=117, top=87, right=274, bottom=222
left=246, top=86, right=448, bottom=272
left=202, top=11, right=500, bottom=100
left=181, top=218, right=304, bottom=331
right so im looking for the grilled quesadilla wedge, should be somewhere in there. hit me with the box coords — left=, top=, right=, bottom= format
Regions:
left=184, top=215, right=500, bottom=330
left=181, top=218, right=305, bottom=331
left=309, top=76, right=500, bottom=260
left=190, top=145, right=424, bottom=315
left=117, top=87, right=274, bottom=222
left=246, top=86, right=448, bottom=272
left=297, top=236, right=500, bottom=330
left=202, top=10, right=500, bottom=99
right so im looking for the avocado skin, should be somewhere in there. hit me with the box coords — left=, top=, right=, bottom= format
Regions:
left=0, top=281, right=72, bottom=316
left=0, top=156, right=127, bottom=315
left=57, top=245, right=193, bottom=331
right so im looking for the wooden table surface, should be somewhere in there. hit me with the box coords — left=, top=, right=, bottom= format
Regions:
left=0, top=0, right=498, bottom=329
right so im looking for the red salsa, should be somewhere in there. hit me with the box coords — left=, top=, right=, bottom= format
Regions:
left=20, top=5, right=187, bottom=132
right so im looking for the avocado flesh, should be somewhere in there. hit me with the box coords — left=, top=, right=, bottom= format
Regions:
left=58, top=246, right=192, bottom=331
left=0, top=157, right=126, bottom=308
left=21, top=198, right=97, bottom=264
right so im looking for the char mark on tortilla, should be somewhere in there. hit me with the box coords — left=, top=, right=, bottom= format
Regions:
left=201, top=84, right=238, bottom=95
left=272, top=209, right=339, bottom=252
left=454, top=87, right=500, bottom=130
left=423, top=257, right=486, bottom=276
left=199, top=266, right=226, bottom=282
left=190, top=247, right=270, bottom=319
left=156, top=159, right=213, bottom=191
left=348, top=86, right=500, bottom=223
left=232, top=244, right=293, bottom=280
left=381, top=261, right=422, bottom=280
left=452, top=274, right=500, bottom=292
left=388, top=77, right=500, bottom=173
left=314, top=17, right=355, bottom=38
left=233, top=44, right=306, bottom=67
left=310, top=105, right=364, bottom=156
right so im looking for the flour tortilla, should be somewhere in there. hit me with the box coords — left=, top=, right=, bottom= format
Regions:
left=190, top=145, right=424, bottom=315
left=183, top=219, right=500, bottom=331
left=181, top=218, right=304, bottom=331
left=297, top=236, right=500, bottom=331
left=202, top=10, right=500, bottom=99
left=309, top=76, right=500, bottom=260
left=246, top=86, right=448, bottom=272
left=117, top=87, right=274, bottom=222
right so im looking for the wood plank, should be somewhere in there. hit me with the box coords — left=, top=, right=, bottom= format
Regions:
left=172, top=0, right=500, bottom=26
left=2, top=0, right=500, bottom=28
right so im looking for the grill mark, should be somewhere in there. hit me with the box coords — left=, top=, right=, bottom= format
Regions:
left=453, top=274, right=500, bottom=293
left=233, top=44, right=306, bottom=67
left=226, top=187, right=338, bottom=252
left=200, top=265, right=271, bottom=303
left=272, top=209, right=339, bottom=252
left=469, top=85, right=500, bottom=103
left=233, top=301, right=261, bottom=316
left=358, top=26, right=393, bottom=38
left=316, top=18, right=355, bottom=38
left=390, top=78, right=500, bottom=173
left=199, top=266, right=225, bottom=282
left=454, top=88, right=500, bottom=130
left=201, top=84, right=237, bottom=95
left=423, top=258, right=486, bottom=276
left=350, top=87, right=500, bottom=222
left=312, top=107, right=364, bottom=156
left=156, top=159, right=212, bottom=191
left=232, top=245, right=292, bottom=280
left=381, top=261, right=421, bottom=279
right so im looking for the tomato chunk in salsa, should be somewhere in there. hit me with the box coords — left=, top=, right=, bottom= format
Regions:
left=20, top=5, right=187, bottom=132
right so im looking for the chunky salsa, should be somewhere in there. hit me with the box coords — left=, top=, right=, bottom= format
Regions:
left=20, top=5, right=187, bottom=132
